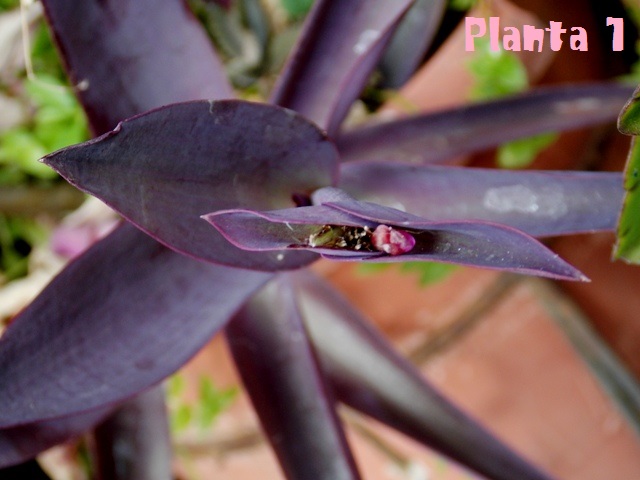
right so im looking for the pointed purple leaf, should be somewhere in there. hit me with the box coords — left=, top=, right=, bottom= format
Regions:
left=378, top=0, right=447, bottom=88
left=294, top=272, right=556, bottom=480
left=203, top=205, right=373, bottom=251
left=42, top=0, right=233, bottom=135
left=339, top=162, right=624, bottom=237
left=324, top=198, right=585, bottom=279
left=0, top=408, right=112, bottom=468
left=0, top=223, right=270, bottom=429
left=205, top=194, right=586, bottom=280
left=94, top=386, right=172, bottom=480
left=43, top=101, right=339, bottom=271
left=269, top=0, right=414, bottom=136
left=338, top=83, right=633, bottom=163
left=226, top=277, right=361, bottom=480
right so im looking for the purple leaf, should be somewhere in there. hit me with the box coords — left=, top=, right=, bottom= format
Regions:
left=339, top=162, right=624, bottom=237
left=41, top=0, right=233, bottom=135
left=378, top=0, right=447, bottom=88
left=269, top=0, right=414, bottom=136
left=205, top=192, right=586, bottom=280
left=337, top=83, right=633, bottom=163
left=0, top=408, right=112, bottom=468
left=294, top=272, right=556, bottom=480
left=203, top=205, right=374, bottom=251
left=93, top=386, right=172, bottom=480
left=0, top=223, right=270, bottom=429
left=43, top=101, right=339, bottom=271
left=226, top=277, right=361, bottom=480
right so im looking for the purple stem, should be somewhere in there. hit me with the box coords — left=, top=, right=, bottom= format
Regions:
left=226, top=276, right=362, bottom=480
left=93, top=386, right=172, bottom=480
left=295, top=272, right=557, bottom=480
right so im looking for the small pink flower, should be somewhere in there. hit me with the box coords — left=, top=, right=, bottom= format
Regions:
left=371, top=225, right=416, bottom=255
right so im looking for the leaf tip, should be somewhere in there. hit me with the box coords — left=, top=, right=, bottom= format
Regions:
left=561, top=262, right=590, bottom=283
left=39, top=151, right=67, bottom=179
left=617, top=92, right=640, bottom=135
left=578, top=273, right=591, bottom=283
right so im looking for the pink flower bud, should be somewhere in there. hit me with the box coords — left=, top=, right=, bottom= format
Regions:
left=371, top=225, right=416, bottom=256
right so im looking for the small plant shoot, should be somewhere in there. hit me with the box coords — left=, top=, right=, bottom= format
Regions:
left=306, top=224, right=416, bottom=256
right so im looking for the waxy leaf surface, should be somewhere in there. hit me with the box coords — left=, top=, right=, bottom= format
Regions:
left=94, top=386, right=172, bottom=480
left=378, top=0, right=447, bottom=88
left=205, top=192, right=586, bottom=280
left=0, top=224, right=270, bottom=428
left=44, top=101, right=339, bottom=271
left=295, top=272, right=555, bottom=480
left=226, top=277, right=361, bottom=480
left=270, top=0, right=413, bottom=135
left=1, top=0, right=244, bottom=463
left=338, top=83, right=633, bottom=163
left=41, top=0, right=233, bottom=135
left=340, top=162, right=623, bottom=237
left=0, top=408, right=112, bottom=467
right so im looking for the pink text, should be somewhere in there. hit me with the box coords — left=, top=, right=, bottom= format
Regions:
left=465, top=17, right=624, bottom=52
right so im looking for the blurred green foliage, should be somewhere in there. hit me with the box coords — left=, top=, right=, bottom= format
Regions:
left=280, top=0, right=314, bottom=19
left=0, top=76, right=89, bottom=181
left=0, top=13, right=89, bottom=279
left=467, top=39, right=528, bottom=99
left=467, top=37, right=557, bottom=168
left=0, top=215, right=46, bottom=280
left=449, top=0, right=478, bottom=12
left=168, top=374, right=238, bottom=434
left=496, top=132, right=557, bottom=169
left=358, top=261, right=457, bottom=287
left=0, top=0, right=18, bottom=12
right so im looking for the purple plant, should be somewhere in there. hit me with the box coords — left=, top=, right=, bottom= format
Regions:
left=0, top=1, right=633, bottom=479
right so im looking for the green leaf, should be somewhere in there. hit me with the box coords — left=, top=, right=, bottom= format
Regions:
left=496, top=132, right=558, bottom=169
left=166, top=374, right=237, bottom=434
left=0, top=75, right=88, bottom=181
left=29, top=22, right=67, bottom=80
left=618, top=86, right=640, bottom=136
left=467, top=38, right=528, bottom=101
left=466, top=37, right=556, bottom=168
left=196, top=377, right=238, bottom=430
left=0, top=0, right=18, bottom=11
left=25, top=77, right=77, bottom=112
left=357, top=261, right=457, bottom=286
left=0, top=129, right=54, bottom=179
left=167, top=374, right=186, bottom=397
left=615, top=137, right=640, bottom=263
left=281, top=0, right=314, bottom=19
left=356, top=263, right=392, bottom=276
left=399, top=262, right=457, bottom=286
left=449, top=0, right=478, bottom=11
left=171, top=404, right=193, bottom=433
